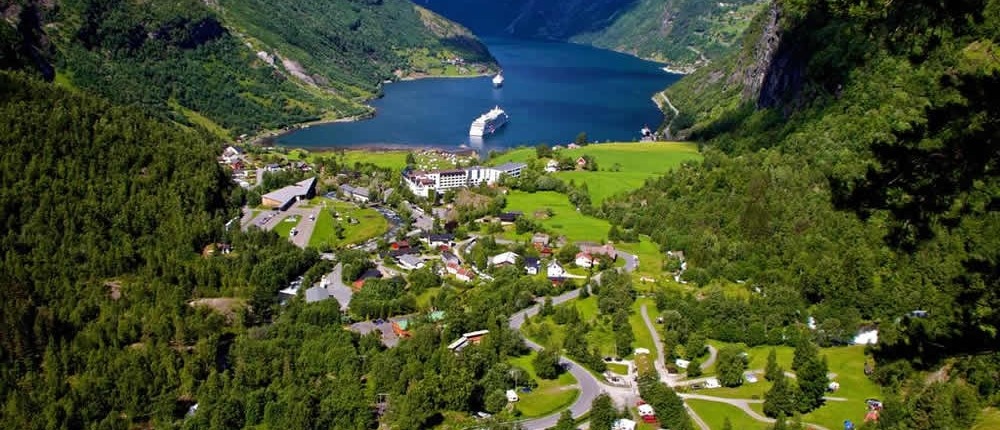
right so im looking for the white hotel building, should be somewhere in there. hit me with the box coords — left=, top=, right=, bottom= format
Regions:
left=403, top=162, right=526, bottom=195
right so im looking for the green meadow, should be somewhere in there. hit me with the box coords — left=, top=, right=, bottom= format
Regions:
left=493, top=142, right=702, bottom=203
left=308, top=199, right=389, bottom=248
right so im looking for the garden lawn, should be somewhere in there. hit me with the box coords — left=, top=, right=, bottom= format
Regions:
left=272, top=215, right=301, bottom=238
left=508, top=352, right=580, bottom=418
left=308, top=199, right=388, bottom=248
left=685, top=399, right=771, bottom=430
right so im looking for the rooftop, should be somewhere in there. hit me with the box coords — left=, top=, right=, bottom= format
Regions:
left=262, top=177, right=316, bottom=208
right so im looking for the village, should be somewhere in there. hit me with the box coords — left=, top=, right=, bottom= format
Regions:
left=216, top=143, right=888, bottom=430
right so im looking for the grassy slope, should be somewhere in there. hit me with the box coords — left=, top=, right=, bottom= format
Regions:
left=494, top=142, right=702, bottom=203
left=508, top=352, right=580, bottom=418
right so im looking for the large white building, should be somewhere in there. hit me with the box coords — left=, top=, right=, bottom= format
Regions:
left=403, top=162, right=526, bottom=196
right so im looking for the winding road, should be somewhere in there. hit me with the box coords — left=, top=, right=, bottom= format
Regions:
left=509, top=250, right=638, bottom=430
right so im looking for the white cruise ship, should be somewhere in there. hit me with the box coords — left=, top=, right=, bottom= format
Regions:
left=492, top=72, right=504, bottom=87
left=469, top=106, right=509, bottom=137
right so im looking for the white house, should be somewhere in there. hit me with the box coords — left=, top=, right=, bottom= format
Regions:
left=674, top=359, right=691, bottom=369
left=575, top=252, right=596, bottom=268
left=490, top=251, right=519, bottom=267
left=547, top=261, right=567, bottom=278
left=704, top=378, right=721, bottom=389
left=544, top=159, right=559, bottom=173
left=397, top=254, right=425, bottom=270
left=637, top=404, right=655, bottom=417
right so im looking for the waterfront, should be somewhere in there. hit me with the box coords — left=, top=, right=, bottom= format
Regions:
left=278, top=38, right=681, bottom=151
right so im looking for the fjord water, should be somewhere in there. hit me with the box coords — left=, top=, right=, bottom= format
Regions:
left=278, top=38, right=681, bottom=151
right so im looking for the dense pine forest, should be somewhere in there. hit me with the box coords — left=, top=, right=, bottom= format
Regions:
left=603, top=0, right=1000, bottom=426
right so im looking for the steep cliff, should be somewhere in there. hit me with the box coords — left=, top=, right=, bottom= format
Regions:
left=0, top=0, right=495, bottom=138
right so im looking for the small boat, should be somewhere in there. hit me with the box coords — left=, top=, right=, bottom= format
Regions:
left=492, top=72, right=504, bottom=88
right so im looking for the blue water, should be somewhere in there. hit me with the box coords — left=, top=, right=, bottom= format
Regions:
left=278, top=38, right=680, bottom=151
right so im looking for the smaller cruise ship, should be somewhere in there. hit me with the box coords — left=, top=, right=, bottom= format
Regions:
left=492, top=72, right=504, bottom=88
left=469, top=106, right=509, bottom=137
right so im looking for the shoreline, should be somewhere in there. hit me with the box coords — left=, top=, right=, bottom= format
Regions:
left=252, top=69, right=496, bottom=147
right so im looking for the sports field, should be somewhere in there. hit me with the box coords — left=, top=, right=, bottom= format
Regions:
left=493, top=142, right=702, bottom=203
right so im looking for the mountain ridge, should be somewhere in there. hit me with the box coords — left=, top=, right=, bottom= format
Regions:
left=0, top=0, right=496, bottom=139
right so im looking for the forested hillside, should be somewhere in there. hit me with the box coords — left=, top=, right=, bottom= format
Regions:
left=603, top=0, right=1000, bottom=426
left=418, top=0, right=762, bottom=69
left=0, top=71, right=551, bottom=429
left=0, top=0, right=495, bottom=138
left=571, top=0, right=767, bottom=70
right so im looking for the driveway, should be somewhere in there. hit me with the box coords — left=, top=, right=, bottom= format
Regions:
left=324, top=263, right=353, bottom=311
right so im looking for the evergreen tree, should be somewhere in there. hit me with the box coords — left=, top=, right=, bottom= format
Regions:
left=796, top=355, right=828, bottom=413
left=772, top=413, right=788, bottom=430
left=687, top=357, right=703, bottom=378
left=716, top=346, right=746, bottom=387
left=722, top=417, right=733, bottom=430
left=763, top=370, right=797, bottom=418
left=406, top=152, right=416, bottom=165
left=589, top=393, right=617, bottom=430
left=765, top=348, right=781, bottom=381
left=791, top=338, right=818, bottom=372
left=554, top=409, right=576, bottom=430
left=533, top=349, right=564, bottom=380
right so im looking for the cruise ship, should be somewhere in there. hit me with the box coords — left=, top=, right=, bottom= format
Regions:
left=469, top=106, right=509, bottom=137
left=492, top=72, right=504, bottom=87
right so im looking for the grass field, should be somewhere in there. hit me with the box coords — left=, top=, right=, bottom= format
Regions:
left=695, top=343, right=881, bottom=430
left=630, top=298, right=659, bottom=360
left=506, top=191, right=610, bottom=242
left=508, top=352, right=580, bottom=418
left=685, top=399, right=771, bottom=430
left=492, top=142, right=702, bottom=203
left=272, top=215, right=301, bottom=238
left=974, top=407, right=1000, bottom=430
left=308, top=199, right=388, bottom=248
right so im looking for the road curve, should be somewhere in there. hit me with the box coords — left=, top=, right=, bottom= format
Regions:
left=508, top=251, right=638, bottom=430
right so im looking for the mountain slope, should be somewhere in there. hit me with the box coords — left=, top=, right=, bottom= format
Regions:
left=0, top=0, right=495, bottom=138
left=571, top=0, right=767, bottom=71
left=417, top=0, right=763, bottom=69
left=604, top=1, right=1000, bottom=416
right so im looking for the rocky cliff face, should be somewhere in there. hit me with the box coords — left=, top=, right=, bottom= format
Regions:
left=740, top=2, right=781, bottom=103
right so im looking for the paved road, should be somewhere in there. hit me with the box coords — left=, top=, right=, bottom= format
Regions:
left=640, top=304, right=671, bottom=383
left=701, top=345, right=718, bottom=371
left=324, top=263, right=353, bottom=311
left=510, top=250, right=641, bottom=430
left=509, top=289, right=604, bottom=430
